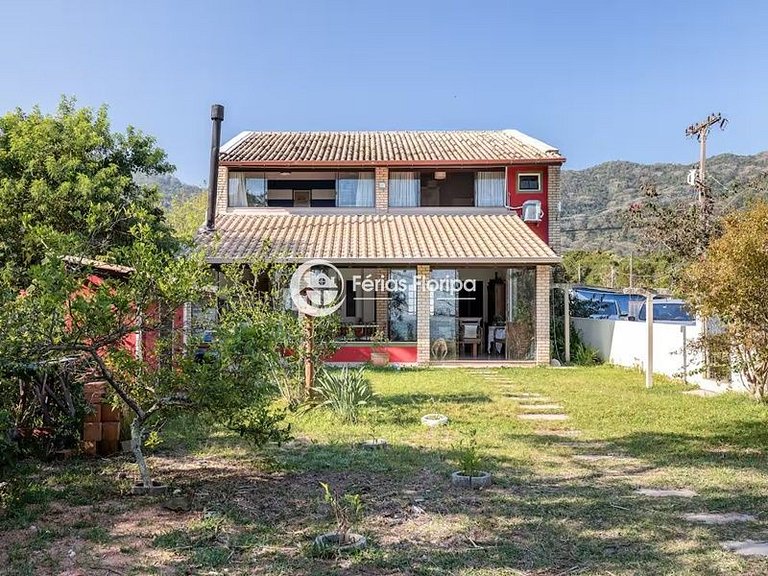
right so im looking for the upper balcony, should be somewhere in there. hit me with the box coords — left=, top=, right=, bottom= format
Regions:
left=225, top=167, right=539, bottom=211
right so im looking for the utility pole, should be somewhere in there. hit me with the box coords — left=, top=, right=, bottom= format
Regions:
left=685, top=113, right=727, bottom=220
left=685, top=113, right=726, bottom=379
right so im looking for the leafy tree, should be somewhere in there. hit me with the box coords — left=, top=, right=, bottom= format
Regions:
left=0, top=217, right=210, bottom=486
left=166, top=191, right=207, bottom=241
left=0, top=97, right=176, bottom=286
left=683, top=201, right=768, bottom=401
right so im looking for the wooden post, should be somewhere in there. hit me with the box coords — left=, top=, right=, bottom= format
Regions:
left=646, top=292, right=654, bottom=389
left=563, top=288, right=571, bottom=364
left=303, top=314, right=314, bottom=395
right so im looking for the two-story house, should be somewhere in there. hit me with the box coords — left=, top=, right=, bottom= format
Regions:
left=199, top=106, right=563, bottom=366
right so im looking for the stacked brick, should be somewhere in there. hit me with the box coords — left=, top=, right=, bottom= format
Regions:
left=82, top=381, right=123, bottom=456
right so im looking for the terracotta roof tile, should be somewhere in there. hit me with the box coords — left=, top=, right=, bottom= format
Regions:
left=219, top=130, right=563, bottom=165
left=200, top=213, right=558, bottom=265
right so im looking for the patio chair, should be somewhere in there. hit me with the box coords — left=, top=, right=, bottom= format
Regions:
left=492, top=326, right=506, bottom=356
left=459, top=317, right=483, bottom=358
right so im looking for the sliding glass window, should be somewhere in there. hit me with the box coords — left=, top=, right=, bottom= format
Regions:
left=475, top=171, right=506, bottom=207
left=389, top=171, right=420, bottom=207
left=228, top=172, right=267, bottom=207
left=337, top=172, right=375, bottom=207
left=388, top=269, right=416, bottom=341
left=506, top=267, right=536, bottom=360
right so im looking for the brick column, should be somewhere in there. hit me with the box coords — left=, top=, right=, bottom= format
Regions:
left=375, top=167, right=389, bottom=210
left=535, top=265, right=552, bottom=365
left=374, top=268, right=389, bottom=337
left=547, top=164, right=562, bottom=254
left=416, top=264, right=431, bottom=365
left=216, top=165, right=228, bottom=214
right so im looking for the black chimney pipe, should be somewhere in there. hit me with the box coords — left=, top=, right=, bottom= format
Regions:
left=206, top=104, right=225, bottom=231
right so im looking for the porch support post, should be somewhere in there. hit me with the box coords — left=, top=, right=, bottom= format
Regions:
left=416, top=264, right=431, bottom=365
left=374, top=268, right=389, bottom=337
left=535, top=265, right=551, bottom=366
left=375, top=167, right=389, bottom=210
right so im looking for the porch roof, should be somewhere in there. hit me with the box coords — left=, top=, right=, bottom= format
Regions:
left=200, top=213, right=559, bottom=265
left=220, top=130, right=564, bottom=166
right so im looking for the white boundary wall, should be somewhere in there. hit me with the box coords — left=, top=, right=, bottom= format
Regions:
left=571, top=318, right=744, bottom=391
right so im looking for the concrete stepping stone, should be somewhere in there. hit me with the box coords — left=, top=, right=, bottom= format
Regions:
left=535, top=429, right=581, bottom=437
left=518, top=413, right=569, bottom=421
left=558, top=441, right=610, bottom=449
left=684, top=512, right=756, bottom=524
left=519, top=403, right=563, bottom=411
left=720, top=541, right=768, bottom=557
left=635, top=488, right=698, bottom=498
left=683, top=389, right=718, bottom=397
left=573, top=454, right=630, bottom=463
left=512, top=396, right=552, bottom=403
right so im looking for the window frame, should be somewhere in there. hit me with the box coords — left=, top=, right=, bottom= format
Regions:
left=517, top=172, right=542, bottom=194
left=227, top=171, right=268, bottom=208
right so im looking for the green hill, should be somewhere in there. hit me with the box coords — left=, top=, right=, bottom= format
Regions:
left=561, top=151, right=768, bottom=253
left=134, top=173, right=205, bottom=208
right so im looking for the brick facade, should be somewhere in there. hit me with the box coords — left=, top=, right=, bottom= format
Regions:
left=416, top=264, right=431, bottom=365
left=215, top=165, right=228, bottom=216
left=375, top=167, right=389, bottom=210
left=535, top=265, right=552, bottom=365
left=374, top=268, right=389, bottom=337
left=547, top=165, right=561, bottom=254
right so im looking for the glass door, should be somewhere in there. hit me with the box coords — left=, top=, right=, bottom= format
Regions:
left=506, top=268, right=536, bottom=360
left=429, top=269, right=458, bottom=360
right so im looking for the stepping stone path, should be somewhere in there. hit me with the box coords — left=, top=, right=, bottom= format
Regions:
left=635, top=488, right=698, bottom=498
left=720, top=541, right=768, bottom=557
left=683, top=512, right=756, bottom=524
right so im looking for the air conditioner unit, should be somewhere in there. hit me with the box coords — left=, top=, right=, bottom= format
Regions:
left=522, top=200, right=543, bottom=222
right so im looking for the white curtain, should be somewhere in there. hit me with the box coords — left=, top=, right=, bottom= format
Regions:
left=337, top=172, right=374, bottom=207
left=228, top=173, right=248, bottom=207
left=389, top=171, right=420, bottom=207
left=475, top=171, right=506, bottom=207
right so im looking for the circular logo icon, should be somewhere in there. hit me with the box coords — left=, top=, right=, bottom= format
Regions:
left=289, top=259, right=345, bottom=317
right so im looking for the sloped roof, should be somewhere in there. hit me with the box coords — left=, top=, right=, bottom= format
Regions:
left=200, top=213, right=558, bottom=265
left=219, top=130, right=563, bottom=166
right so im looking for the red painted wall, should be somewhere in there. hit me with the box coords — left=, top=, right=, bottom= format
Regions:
left=327, top=345, right=418, bottom=364
left=507, top=165, right=549, bottom=244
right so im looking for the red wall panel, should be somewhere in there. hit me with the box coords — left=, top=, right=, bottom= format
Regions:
left=507, top=165, right=549, bottom=244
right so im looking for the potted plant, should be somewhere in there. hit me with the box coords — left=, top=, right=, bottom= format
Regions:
left=360, top=412, right=387, bottom=449
left=451, top=429, right=492, bottom=489
left=314, top=482, right=366, bottom=553
left=369, top=328, right=390, bottom=367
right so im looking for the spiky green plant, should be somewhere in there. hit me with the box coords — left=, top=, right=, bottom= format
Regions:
left=312, top=367, right=375, bottom=423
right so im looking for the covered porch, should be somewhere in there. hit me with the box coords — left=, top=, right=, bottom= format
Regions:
left=326, top=264, right=552, bottom=366
left=201, top=211, right=558, bottom=366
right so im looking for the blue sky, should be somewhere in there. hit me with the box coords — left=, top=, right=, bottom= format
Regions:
left=2, top=0, right=767, bottom=183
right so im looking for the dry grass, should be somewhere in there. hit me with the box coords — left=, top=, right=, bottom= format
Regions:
left=1, top=365, right=768, bottom=575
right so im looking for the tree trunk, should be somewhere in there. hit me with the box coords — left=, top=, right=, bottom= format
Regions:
left=130, top=417, right=152, bottom=487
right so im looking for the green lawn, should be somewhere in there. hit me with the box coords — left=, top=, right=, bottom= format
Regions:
left=2, top=366, right=768, bottom=575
